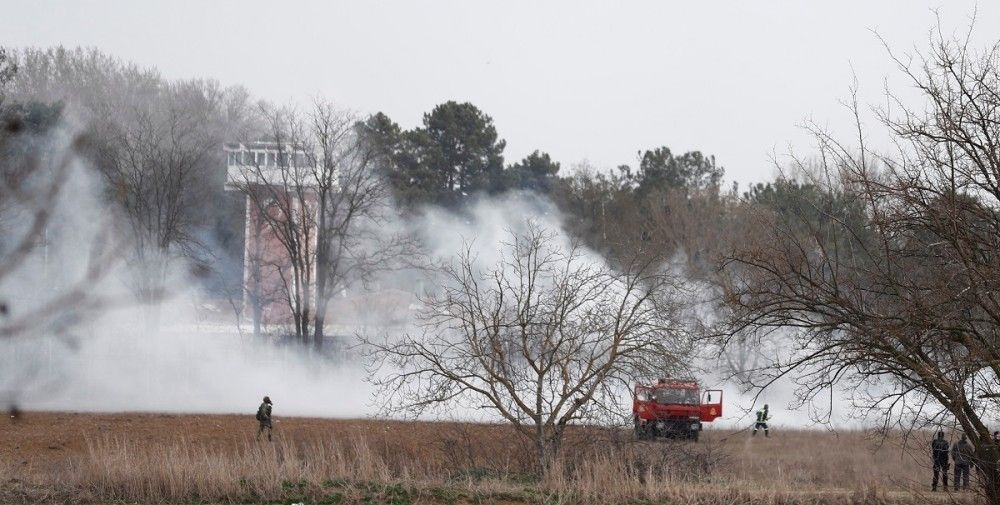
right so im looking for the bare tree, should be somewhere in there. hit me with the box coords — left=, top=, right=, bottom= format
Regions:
left=309, top=101, right=408, bottom=350
left=234, top=106, right=316, bottom=342
left=104, top=81, right=221, bottom=324
left=4, top=49, right=251, bottom=326
left=721, top=23, right=1000, bottom=501
left=717, top=332, right=767, bottom=386
left=233, top=100, right=403, bottom=347
left=365, top=223, right=693, bottom=471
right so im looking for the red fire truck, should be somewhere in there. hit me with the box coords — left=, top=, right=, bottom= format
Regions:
left=633, top=378, right=723, bottom=442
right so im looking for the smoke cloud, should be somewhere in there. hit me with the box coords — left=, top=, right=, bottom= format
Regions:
left=0, top=121, right=861, bottom=429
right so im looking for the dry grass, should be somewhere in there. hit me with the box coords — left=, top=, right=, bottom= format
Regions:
left=0, top=412, right=981, bottom=504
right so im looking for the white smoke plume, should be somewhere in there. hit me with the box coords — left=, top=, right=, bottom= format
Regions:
left=0, top=117, right=861, bottom=430
left=0, top=153, right=591, bottom=419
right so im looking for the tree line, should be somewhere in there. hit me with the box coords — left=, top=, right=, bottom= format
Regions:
left=0, top=46, right=740, bottom=344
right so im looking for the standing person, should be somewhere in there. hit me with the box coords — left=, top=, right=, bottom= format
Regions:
left=256, top=396, right=273, bottom=441
left=932, top=431, right=950, bottom=491
left=953, top=434, right=973, bottom=491
left=752, top=404, right=770, bottom=437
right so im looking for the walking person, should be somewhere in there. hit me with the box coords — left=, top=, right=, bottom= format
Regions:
left=256, top=396, right=273, bottom=441
left=932, top=431, right=950, bottom=491
left=752, top=404, right=770, bottom=437
left=953, top=434, right=973, bottom=491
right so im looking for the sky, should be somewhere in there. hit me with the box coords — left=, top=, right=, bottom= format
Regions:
left=2, top=1, right=998, bottom=186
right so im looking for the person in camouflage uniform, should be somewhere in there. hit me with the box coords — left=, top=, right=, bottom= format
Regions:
left=256, top=396, right=273, bottom=441
left=932, top=431, right=950, bottom=491
left=752, top=404, right=770, bottom=437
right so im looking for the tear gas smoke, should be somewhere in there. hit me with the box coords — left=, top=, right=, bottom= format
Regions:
left=0, top=122, right=861, bottom=428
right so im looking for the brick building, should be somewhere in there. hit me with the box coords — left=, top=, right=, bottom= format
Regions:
left=224, top=142, right=317, bottom=325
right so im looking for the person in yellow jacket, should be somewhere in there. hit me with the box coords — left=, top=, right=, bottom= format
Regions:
left=752, top=404, right=769, bottom=437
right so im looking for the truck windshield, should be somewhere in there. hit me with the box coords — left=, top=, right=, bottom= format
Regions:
left=654, top=388, right=699, bottom=405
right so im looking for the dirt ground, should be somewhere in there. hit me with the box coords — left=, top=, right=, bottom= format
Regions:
left=2, top=411, right=499, bottom=474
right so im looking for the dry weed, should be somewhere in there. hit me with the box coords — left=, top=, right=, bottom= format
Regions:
left=0, top=413, right=976, bottom=504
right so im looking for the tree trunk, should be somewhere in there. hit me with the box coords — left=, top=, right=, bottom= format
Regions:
left=535, top=429, right=548, bottom=475
left=142, top=259, right=166, bottom=334
left=301, top=305, right=310, bottom=346
left=251, top=299, right=262, bottom=340
left=313, top=308, right=325, bottom=352
left=984, top=471, right=1000, bottom=505
left=292, top=309, right=303, bottom=342
left=312, top=253, right=328, bottom=351
left=313, top=191, right=328, bottom=352
left=301, top=261, right=312, bottom=346
left=249, top=198, right=264, bottom=340
left=977, top=448, right=1000, bottom=504
left=533, top=424, right=559, bottom=475
left=248, top=262, right=263, bottom=340
left=311, top=253, right=326, bottom=351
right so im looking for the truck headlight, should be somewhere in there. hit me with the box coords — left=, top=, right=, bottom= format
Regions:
left=690, top=423, right=700, bottom=430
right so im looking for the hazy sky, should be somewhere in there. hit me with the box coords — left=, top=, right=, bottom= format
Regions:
left=3, top=1, right=997, bottom=185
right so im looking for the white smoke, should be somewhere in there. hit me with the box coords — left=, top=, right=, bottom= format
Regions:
left=0, top=120, right=861, bottom=430
left=0, top=118, right=371, bottom=417
left=0, top=146, right=595, bottom=419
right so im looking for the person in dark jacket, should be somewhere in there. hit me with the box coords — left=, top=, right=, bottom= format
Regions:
left=932, top=431, right=950, bottom=491
left=256, top=396, right=273, bottom=441
left=953, top=434, right=974, bottom=491
left=752, top=404, right=770, bottom=437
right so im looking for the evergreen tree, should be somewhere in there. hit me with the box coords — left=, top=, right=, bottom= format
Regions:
left=417, top=101, right=506, bottom=205
left=629, top=147, right=723, bottom=194
left=360, top=102, right=507, bottom=209
left=507, top=150, right=560, bottom=192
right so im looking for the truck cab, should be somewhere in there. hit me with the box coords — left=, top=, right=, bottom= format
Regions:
left=633, top=378, right=723, bottom=441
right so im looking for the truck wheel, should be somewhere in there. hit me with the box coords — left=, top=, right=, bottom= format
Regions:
left=691, top=431, right=700, bottom=442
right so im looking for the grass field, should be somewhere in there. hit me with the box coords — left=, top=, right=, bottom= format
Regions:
left=0, top=412, right=980, bottom=504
